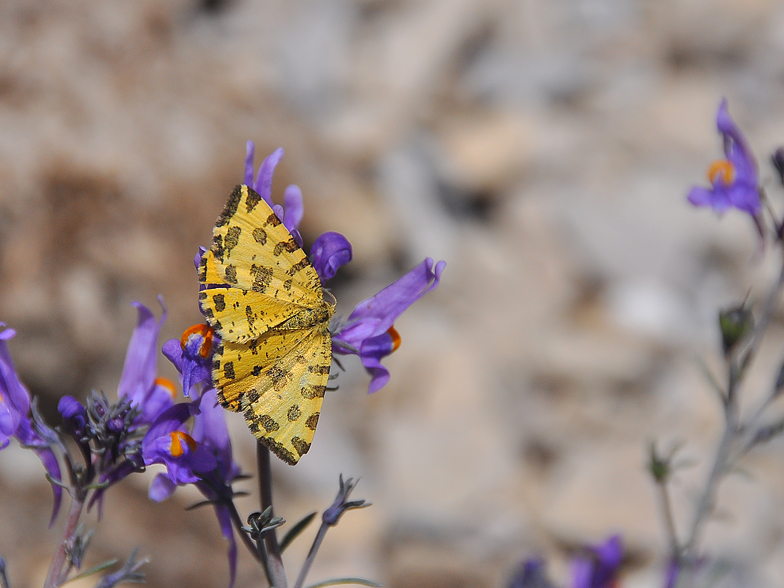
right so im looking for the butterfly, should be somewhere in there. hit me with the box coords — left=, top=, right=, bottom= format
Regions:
left=198, top=184, right=335, bottom=464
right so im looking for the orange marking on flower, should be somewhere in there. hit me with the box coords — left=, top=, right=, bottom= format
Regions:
left=154, top=377, right=177, bottom=398
left=387, top=325, right=402, bottom=353
left=707, top=159, right=735, bottom=185
left=169, top=431, right=197, bottom=457
left=181, top=323, right=214, bottom=358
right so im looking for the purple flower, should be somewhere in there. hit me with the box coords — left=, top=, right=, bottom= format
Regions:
left=211, top=143, right=445, bottom=393
left=571, top=535, right=623, bottom=588
left=333, top=258, right=446, bottom=393
left=244, top=142, right=306, bottom=247
left=508, top=558, right=555, bottom=588
left=243, top=142, right=355, bottom=283
left=87, top=301, right=178, bottom=513
left=0, top=324, right=63, bottom=523
left=143, top=403, right=216, bottom=494
left=311, top=232, right=353, bottom=282
left=143, top=389, right=242, bottom=588
left=58, top=395, right=90, bottom=459
left=162, top=324, right=216, bottom=399
left=117, top=299, right=175, bottom=424
left=687, top=99, right=760, bottom=217
left=0, top=326, right=30, bottom=448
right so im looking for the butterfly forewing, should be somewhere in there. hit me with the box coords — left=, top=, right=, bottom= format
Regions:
left=199, top=287, right=311, bottom=343
left=201, top=185, right=322, bottom=305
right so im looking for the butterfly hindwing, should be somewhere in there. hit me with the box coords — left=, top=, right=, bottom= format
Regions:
left=213, top=326, right=332, bottom=465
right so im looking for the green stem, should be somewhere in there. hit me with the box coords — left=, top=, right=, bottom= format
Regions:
left=258, top=443, right=287, bottom=588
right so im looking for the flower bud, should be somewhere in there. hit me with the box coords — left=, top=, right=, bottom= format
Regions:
left=718, top=305, right=753, bottom=356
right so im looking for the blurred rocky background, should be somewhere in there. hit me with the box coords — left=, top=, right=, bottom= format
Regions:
left=3, top=0, right=784, bottom=586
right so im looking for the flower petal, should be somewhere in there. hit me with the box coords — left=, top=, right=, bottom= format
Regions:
left=335, top=258, right=445, bottom=349
left=149, top=473, right=177, bottom=502
left=118, top=300, right=166, bottom=405
left=252, top=148, right=284, bottom=208
left=244, top=141, right=256, bottom=186
left=717, top=99, right=757, bottom=181
left=311, top=232, right=353, bottom=282
left=687, top=185, right=730, bottom=213
left=192, top=388, right=239, bottom=481
left=0, top=328, right=31, bottom=419
left=283, top=184, right=304, bottom=236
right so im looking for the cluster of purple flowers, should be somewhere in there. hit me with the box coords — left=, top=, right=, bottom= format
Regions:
left=509, top=535, right=623, bottom=588
left=240, top=142, right=446, bottom=393
left=0, top=141, right=445, bottom=586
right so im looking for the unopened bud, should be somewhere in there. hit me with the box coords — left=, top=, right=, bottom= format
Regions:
left=719, top=305, right=753, bottom=356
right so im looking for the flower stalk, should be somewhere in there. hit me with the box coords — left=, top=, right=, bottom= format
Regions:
left=257, top=443, right=287, bottom=588
left=43, top=493, right=85, bottom=588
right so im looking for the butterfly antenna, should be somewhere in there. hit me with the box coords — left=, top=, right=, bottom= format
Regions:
left=332, top=356, right=346, bottom=372
left=323, top=289, right=337, bottom=306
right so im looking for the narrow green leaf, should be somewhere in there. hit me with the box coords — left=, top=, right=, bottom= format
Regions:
left=61, top=559, right=119, bottom=585
left=280, top=512, right=317, bottom=552
left=305, top=578, right=382, bottom=588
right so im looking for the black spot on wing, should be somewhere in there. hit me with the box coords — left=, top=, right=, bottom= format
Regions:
left=273, top=239, right=299, bottom=256
left=287, top=259, right=310, bottom=276
left=292, top=437, right=310, bottom=457
left=301, top=385, right=326, bottom=399
left=217, top=185, right=242, bottom=227
left=253, top=227, right=267, bottom=245
left=260, top=438, right=297, bottom=465
left=246, top=186, right=262, bottom=212
left=250, top=264, right=273, bottom=293
left=223, top=226, right=241, bottom=258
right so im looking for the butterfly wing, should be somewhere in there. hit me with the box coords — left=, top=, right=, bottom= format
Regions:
left=214, top=326, right=332, bottom=465
left=199, top=287, right=312, bottom=343
left=201, top=184, right=335, bottom=464
left=199, top=184, right=323, bottom=306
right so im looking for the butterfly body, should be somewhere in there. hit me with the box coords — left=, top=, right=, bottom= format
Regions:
left=199, top=185, right=334, bottom=465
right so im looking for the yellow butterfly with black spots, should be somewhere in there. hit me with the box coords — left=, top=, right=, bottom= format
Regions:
left=199, top=184, right=334, bottom=465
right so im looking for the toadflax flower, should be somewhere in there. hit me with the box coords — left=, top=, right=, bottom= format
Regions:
left=241, top=142, right=446, bottom=394
left=143, top=388, right=242, bottom=588
left=571, top=535, right=623, bottom=588
left=687, top=99, right=761, bottom=218
left=332, top=257, right=446, bottom=393
left=507, top=535, right=622, bottom=588
left=55, top=301, right=180, bottom=514
left=0, top=324, right=63, bottom=522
